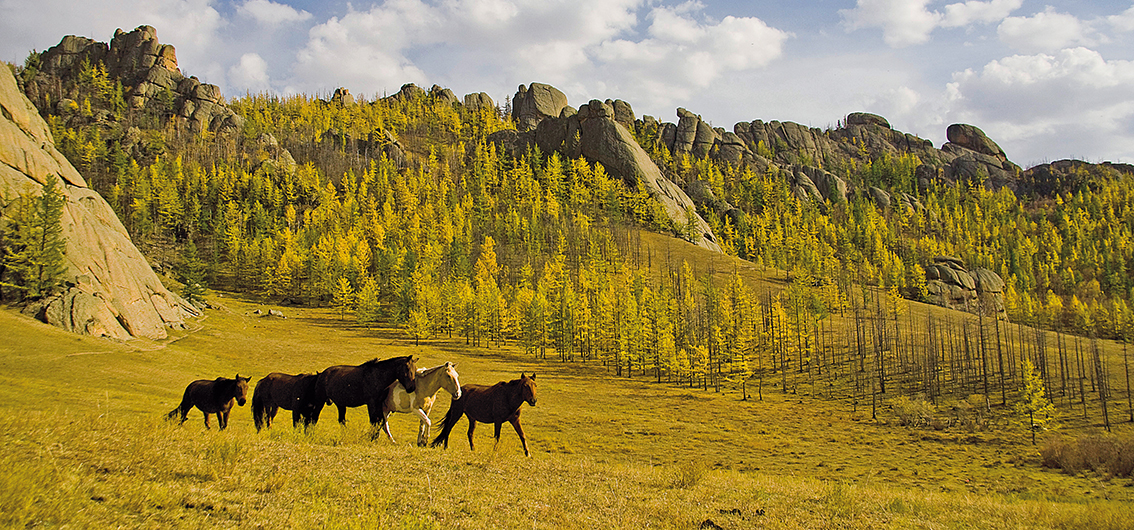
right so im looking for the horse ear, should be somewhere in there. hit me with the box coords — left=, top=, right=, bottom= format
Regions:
left=530, top=373, right=536, bottom=380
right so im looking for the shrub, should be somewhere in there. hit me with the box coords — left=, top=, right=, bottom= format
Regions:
left=1040, top=434, right=1134, bottom=478
left=892, top=396, right=934, bottom=427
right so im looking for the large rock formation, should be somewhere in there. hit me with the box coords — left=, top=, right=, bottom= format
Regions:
left=512, top=83, right=569, bottom=132
left=1, top=64, right=196, bottom=339
left=490, top=88, right=723, bottom=253
left=25, top=25, right=244, bottom=134
left=925, top=257, right=1005, bottom=317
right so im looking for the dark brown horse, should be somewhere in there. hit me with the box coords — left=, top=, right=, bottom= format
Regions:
left=252, top=372, right=321, bottom=431
left=313, top=356, right=417, bottom=434
left=431, top=373, right=537, bottom=456
left=167, top=375, right=250, bottom=430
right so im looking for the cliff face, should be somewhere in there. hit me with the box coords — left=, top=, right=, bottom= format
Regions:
left=1, top=64, right=196, bottom=339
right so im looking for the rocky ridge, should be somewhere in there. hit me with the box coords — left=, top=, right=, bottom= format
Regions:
left=24, top=25, right=244, bottom=135
left=1, top=64, right=196, bottom=339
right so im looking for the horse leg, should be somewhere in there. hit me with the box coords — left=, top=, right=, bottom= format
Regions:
left=291, top=408, right=303, bottom=429
left=493, top=422, right=503, bottom=451
left=414, top=408, right=431, bottom=447
left=382, top=411, right=396, bottom=443
left=203, top=412, right=211, bottom=430
left=367, top=403, right=386, bottom=441
left=337, top=404, right=347, bottom=425
left=219, top=410, right=229, bottom=431
left=509, top=418, right=531, bottom=457
left=466, top=418, right=477, bottom=452
left=266, top=405, right=277, bottom=429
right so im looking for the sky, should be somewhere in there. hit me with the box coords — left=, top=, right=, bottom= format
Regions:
left=2, top=0, right=1133, bottom=167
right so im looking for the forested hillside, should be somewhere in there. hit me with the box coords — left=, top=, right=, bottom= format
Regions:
left=6, top=27, right=1134, bottom=427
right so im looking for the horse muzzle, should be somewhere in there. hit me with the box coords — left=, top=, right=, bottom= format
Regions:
left=528, top=398, right=537, bottom=407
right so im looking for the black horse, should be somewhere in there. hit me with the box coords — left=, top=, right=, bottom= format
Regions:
left=251, top=372, right=321, bottom=431
left=167, top=375, right=250, bottom=430
left=313, top=356, right=417, bottom=434
left=432, top=373, right=537, bottom=456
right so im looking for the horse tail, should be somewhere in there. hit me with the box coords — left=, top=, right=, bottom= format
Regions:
left=430, top=396, right=464, bottom=448
left=167, top=385, right=191, bottom=421
left=252, top=391, right=266, bottom=432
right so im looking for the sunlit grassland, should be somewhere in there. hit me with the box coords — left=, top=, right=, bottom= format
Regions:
left=1, top=284, right=1133, bottom=529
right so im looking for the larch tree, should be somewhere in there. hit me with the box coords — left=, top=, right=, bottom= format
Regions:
left=332, top=276, right=354, bottom=321
left=1016, top=358, right=1056, bottom=445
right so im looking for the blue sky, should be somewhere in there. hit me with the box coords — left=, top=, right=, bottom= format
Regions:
left=3, top=0, right=1133, bottom=166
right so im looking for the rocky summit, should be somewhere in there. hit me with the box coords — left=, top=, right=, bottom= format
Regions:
left=1, top=64, right=196, bottom=339
left=25, top=25, right=243, bottom=134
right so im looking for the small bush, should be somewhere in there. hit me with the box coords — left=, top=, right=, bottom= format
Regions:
left=892, top=396, right=934, bottom=427
left=670, top=460, right=708, bottom=489
left=1041, top=434, right=1134, bottom=478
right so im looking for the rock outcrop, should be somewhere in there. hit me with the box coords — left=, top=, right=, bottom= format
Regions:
left=25, top=25, right=244, bottom=134
left=1, top=64, right=196, bottom=339
left=512, top=83, right=569, bottom=132
left=641, top=108, right=1022, bottom=196
left=490, top=88, right=723, bottom=253
left=925, top=257, right=1005, bottom=316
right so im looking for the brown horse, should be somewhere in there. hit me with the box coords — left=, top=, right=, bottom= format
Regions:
left=251, top=372, right=321, bottom=431
left=431, top=373, right=537, bottom=456
left=313, top=356, right=417, bottom=434
left=167, top=375, right=250, bottom=430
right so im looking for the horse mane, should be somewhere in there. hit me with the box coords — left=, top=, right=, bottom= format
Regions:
left=360, top=356, right=411, bottom=369
left=418, top=364, right=449, bottom=376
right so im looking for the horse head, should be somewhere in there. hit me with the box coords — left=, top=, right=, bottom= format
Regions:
left=234, top=374, right=250, bottom=406
left=398, top=357, right=418, bottom=393
left=520, top=373, right=537, bottom=406
left=444, top=362, right=462, bottom=399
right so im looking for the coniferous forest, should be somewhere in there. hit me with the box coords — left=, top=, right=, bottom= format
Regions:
left=9, top=43, right=1134, bottom=450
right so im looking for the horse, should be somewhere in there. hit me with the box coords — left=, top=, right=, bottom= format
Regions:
left=431, top=373, right=537, bottom=456
left=167, top=375, right=250, bottom=430
left=251, top=372, right=321, bottom=432
left=313, top=356, right=417, bottom=435
left=379, top=362, right=462, bottom=446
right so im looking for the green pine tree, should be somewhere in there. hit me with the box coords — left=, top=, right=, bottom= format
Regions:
left=177, top=240, right=207, bottom=306
left=4, top=175, right=68, bottom=298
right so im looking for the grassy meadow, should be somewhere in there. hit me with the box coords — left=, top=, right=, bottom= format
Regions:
left=2, top=284, right=1133, bottom=529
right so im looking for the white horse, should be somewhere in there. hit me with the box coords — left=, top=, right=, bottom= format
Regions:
left=381, top=362, right=462, bottom=445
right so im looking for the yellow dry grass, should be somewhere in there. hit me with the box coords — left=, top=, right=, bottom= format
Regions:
left=1, top=283, right=1132, bottom=529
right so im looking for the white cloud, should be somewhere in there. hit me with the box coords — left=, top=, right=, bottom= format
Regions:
left=840, top=0, right=941, bottom=47
left=280, top=0, right=788, bottom=109
left=1108, top=4, right=1134, bottom=32
left=945, top=48, right=1134, bottom=163
left=840, top=0, right=1022, bottom=47
left=236, top=0, right=312, bottom=26
left=997, top=7, right=1095, bottom=53
left=228, top=52, right=271, bottom=93
left=941, top=0, right=1023, bottom=27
